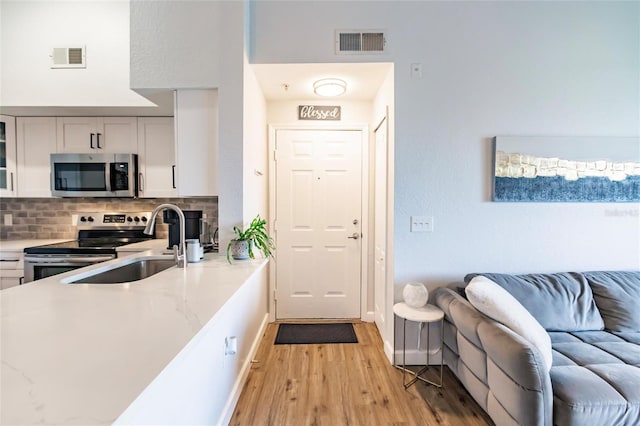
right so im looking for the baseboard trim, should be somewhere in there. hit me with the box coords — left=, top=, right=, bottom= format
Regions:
left=384, top=339, right=394, bottom=364
left=362, top=310, right=375, bottom=322
left=219, top=313, right=269, bottom=425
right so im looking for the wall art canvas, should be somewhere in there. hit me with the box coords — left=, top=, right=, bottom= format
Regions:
left=493, top=136, right=640, bottom=202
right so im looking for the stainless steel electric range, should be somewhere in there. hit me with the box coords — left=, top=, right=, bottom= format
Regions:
left=23, top=212, right=155, bottom=283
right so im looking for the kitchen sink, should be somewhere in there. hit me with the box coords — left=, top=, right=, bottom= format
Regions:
left=67, top=257, right=176, bottom=284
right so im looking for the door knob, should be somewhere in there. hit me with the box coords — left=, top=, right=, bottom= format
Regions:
left=347, top=232, right=360, bottom=240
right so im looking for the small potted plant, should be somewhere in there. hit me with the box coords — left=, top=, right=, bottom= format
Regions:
left=227, top=215, right=275, bottom=263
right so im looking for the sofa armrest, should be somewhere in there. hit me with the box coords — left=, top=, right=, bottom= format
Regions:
left=479, top=321, right=553, bottom=426
left=434, top=287, right=553, bottom=426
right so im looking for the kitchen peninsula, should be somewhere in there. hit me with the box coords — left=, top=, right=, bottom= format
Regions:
left=0, top=246, right=269, bottom=425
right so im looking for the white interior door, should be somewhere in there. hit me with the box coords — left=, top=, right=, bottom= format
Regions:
left=374, top=117, right=388, bottom=332
left=275, top=129, right=362, bottom=319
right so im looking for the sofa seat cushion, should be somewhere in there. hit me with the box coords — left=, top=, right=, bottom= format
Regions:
left=549, top=331, right=640, bottom=425
left=614, top=332, right=640, bottom=345
left=465, top=272, right=604, bottom=332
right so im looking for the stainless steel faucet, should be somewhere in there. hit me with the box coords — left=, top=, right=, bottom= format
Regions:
left=144, top=203, right=187, bottom=268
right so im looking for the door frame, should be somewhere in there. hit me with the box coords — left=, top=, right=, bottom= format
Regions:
left=268, top=124, right=370, bottom=322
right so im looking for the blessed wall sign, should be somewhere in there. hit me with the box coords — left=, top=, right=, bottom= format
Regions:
left=298, top=105, right=341, bottom=121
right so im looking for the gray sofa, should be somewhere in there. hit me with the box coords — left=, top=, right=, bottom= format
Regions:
left=433, top=271, right=640, bottom=426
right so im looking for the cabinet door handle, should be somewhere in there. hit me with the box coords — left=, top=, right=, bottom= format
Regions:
left=10, top=172, right=13, bottom=191
left=90, top=133, right=95, bottom=149
left=19, top=276, right=24, bottom=285
left=172, top=165, right=176, bottom=189
left=138, top=172, right=144, bottom=192
left=96, top=133, right=102, bottom=149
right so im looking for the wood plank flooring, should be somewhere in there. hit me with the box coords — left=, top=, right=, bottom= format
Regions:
left=231, top=322, right=493, bottom=426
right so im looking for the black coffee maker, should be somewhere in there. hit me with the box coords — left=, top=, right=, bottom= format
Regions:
left=163, top=210, right=202, bottom=249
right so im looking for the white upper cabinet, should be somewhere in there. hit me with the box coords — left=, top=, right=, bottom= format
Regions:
left=16, top=117, right=57, bottom=198
left=56, top=117, right=138, bottom=154
left=0, top=115, right=17, bottom=197
left=174, top=89, right=218, bottom=196
left=137, top=117, right=177, bottom=198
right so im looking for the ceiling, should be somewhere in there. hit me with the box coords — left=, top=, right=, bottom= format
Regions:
left=251, top=62, right=393, bottom=101
left=1, top=63, right=392, bottom=116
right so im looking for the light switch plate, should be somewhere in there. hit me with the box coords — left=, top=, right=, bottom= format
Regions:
left=4, top=214, right=12, bottom=226
left=411, top=215, right=433, bottom=232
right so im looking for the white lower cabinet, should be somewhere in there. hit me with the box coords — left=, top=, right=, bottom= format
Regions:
left=17, top=117, right=57, bottom=197
left=137, top=117, right=177, bottom=198
left=0, top=251, right=24, bottom=290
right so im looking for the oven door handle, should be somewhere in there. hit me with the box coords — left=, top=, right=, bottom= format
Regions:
left=24, top=255, right=116, bottom=264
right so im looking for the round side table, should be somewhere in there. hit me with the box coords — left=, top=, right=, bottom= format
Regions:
left=393, top=302, right=444, bottom=389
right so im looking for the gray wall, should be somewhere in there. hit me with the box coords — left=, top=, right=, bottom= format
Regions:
left=251, top=0, right=640, bottom=287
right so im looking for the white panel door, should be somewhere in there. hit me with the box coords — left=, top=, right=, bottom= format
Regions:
left=275, top=129, right=362, bottom=319
left=374, top=118, right=388, bottom=332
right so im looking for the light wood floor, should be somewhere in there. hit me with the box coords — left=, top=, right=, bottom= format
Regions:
left=231, top=321, right=493, bottom=426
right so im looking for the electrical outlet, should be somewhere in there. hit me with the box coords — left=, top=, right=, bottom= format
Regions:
left=225, top=336, right=237, bottom=356
left=411, top=215, right=434, bottom=232
left=4, top=214, right=12, bottom=226
left=71, top=214, right=78, bottom=225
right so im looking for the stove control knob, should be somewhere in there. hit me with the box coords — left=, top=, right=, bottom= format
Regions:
left=134, top=216, right=140, bottom=222
left=141, top=217, right=148, bottom=222
left=87, top=216, right=94, bottom=222
left=126, top=216, right=133, bottom=222
left=80, top=216, right=87, bottom=222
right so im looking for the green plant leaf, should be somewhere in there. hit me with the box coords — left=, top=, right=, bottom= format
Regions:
left=226, top=214, right=275, bottom=263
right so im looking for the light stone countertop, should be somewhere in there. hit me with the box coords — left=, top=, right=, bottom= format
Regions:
left=0, top=248, right=268, bottom=425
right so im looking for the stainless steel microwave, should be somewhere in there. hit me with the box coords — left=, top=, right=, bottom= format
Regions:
left=50, top=153, right=138, bottom=197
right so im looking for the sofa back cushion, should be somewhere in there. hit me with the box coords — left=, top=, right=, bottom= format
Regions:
left=464, top=272, right=604, bottom=332
left=583, top=271, right=640, bottom=332
left=465, top=276, right=553, bottom=372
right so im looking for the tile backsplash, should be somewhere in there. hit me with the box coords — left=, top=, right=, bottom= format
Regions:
left=0, top=197, right=217, bottom=240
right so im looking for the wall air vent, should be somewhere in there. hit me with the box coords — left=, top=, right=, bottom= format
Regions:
left=336, top=30, right=385, bottom=54
left=50, top=46, right=86, bottom=68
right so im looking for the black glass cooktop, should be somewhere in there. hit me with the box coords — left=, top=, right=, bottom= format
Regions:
left=24, top=230, right=153, bottom=255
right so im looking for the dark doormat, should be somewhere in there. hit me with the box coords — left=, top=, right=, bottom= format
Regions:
left=274, top=323, right=358, bottom=345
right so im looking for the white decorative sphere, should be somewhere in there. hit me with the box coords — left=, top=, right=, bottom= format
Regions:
left=402, top=282, right=429, bottom=308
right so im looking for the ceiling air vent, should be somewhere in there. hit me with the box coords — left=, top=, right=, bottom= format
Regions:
left=50, top=46, right=86, bottom=69
left=336, top=30, right=385, bottom=54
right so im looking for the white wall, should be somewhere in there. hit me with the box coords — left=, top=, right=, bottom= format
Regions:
left=130, top=1, right=221, bottom=89
left=130, top=0, right=249, bottom=254
left=252, top=1, right=640, bottom=290
left=0, top=1, right=152, bottom=108
left=243, top=62, right=269, bottom=223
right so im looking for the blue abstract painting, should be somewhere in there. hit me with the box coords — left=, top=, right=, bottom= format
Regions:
left=493, top=137, right=640, bottom=202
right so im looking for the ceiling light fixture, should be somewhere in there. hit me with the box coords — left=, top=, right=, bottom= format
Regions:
left=313, top=78, right=347, bottom=97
